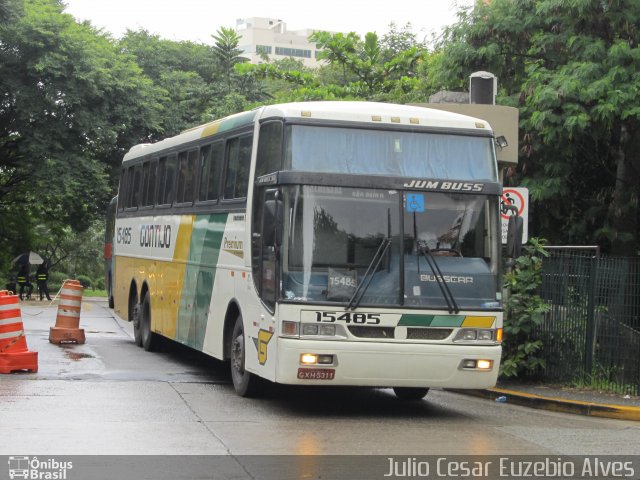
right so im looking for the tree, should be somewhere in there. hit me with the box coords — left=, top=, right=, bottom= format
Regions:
left=433, top=0, right=640, bottom=255
left=311, top=30, right=427, bottom=100
left=0, top=0, right=162, bottom=271
left=212, top=27, right=246, bottom=96
left=119, top=30, right=215, bottom=136
left=236, top=26, right=431, bottom=104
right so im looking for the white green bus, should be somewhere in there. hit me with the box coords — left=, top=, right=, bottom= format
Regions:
left=113, top=101, right=505, bottom=399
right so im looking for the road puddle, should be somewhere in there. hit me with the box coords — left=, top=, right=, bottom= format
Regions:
left=63, top=351, right=95, bottom=361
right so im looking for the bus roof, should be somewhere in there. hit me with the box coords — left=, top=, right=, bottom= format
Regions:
left=122, top=101, right=493, bottom=163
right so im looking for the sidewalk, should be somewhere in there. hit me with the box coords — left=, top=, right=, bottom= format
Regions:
left=452, top=381, right=640, bottom=421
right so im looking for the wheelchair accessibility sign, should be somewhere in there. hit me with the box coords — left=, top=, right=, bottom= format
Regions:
left=406, top=193, right=425, bottom=212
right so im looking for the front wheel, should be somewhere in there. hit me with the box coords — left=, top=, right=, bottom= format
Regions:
left=393, top=387, right=429, bottom=401
left=229, top=314, right=261, bottom=397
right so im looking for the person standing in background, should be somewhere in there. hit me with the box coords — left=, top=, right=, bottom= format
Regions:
left=36, top=261, right=52, bottom=301
left=17, top=263, right=33, bottom=300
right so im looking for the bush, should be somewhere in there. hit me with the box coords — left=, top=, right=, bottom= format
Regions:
left=75, top=275, right=92, bottom=289
left=93, top=276, right=105, bottom=290
left=501, top=238, right=550, bottom=378
left=48, top=271, right=67, bottom=294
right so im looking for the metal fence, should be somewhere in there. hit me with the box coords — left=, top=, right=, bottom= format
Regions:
left=536, top=248, right=640, bottom=395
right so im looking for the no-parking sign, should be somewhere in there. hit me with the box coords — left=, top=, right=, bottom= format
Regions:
left=500, top=187, right=528, bottom=244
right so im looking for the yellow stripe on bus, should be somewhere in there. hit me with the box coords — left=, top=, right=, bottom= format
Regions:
left=201, top=121, right=222, bottom=138
left=462, top=316, right=495, bottom=328
left=158, top=215, right=195, bottom=339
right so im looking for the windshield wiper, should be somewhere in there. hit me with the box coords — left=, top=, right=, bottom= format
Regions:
left=413, top=212, right=460, bottom=314
left=416, top=240, right=460, bottom=314
left=346, top=238, right=391, bottom=311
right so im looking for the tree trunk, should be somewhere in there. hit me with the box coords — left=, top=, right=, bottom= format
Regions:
left=608, top=122, right=640, bottom=256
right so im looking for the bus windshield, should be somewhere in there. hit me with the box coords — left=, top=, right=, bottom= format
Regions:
left=285, top=125, right=497, bottom=181
left=281, top=186, right=501, bottom=310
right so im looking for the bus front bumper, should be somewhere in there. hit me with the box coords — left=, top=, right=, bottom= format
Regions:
left=275, top=338, right=501, bottom=388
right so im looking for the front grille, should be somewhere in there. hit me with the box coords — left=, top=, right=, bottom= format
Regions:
left=347, top=326, right=453, bottom=340
left=348, top=326, right=395, bottom=339
left=407, top=328, right=453, bottom=340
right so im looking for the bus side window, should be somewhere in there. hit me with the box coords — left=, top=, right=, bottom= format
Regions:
left=117, top=168, right=128, bottom=212
left=224, top=134, right=253, bottom=200
left=142, top=159, right=157, bottom=207
left=158, top=154, right=177, bottom=206
left=176, top=150, right=197, bottom=205
left=130, top=164, right=142, bottom=209
left=176, top=151, right=188, bottom=204
left=124, top=165, right=140, bottom=210
left=198, top=142, right=224, bottom=202
left=256, top=121, right=283, bottom=178
left=185, top=150, right=198, bottom=203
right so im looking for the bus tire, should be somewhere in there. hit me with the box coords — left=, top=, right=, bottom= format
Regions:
left=108, top=274, right=114, bottom=308
left=229, top=314, right=260, bottom=397
left=140, top=293, right=161, bottom=352
left=132, top=303, right=143, bottom=347
left=393, top=387, right=429, bottom=401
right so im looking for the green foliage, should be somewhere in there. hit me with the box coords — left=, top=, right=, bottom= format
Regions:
left=212, top=26, right=246, bottom=96
left=119, top=30, right=214, bottom=136
left=501, top=238, right=551, bottom=377
left=48, top=270, right=67, bottom=294
left=309, top=30, right=429, bottom=101
left=75, top=274, right=92, bottom=289
left=93, top=276, right=105, bottom=290
left=0, top=0, right=163, bottom=273
left=433, top=0, right=640, bottom=255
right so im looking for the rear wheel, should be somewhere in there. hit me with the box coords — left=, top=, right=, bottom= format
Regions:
left=393, top=387, right=429, bottom=401
left=140, top=293, right=161, bottom=352
left=129, top=290, right=142, bottom=347
left=229, top=314, right=261, bottom=397
left=132, top=303, right=143, bottom=347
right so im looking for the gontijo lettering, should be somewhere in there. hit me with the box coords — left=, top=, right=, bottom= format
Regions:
left=139, top=224, right=172, bottom=248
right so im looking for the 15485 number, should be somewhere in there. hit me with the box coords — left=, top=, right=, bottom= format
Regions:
left=315, top=312, right=381, bottom=324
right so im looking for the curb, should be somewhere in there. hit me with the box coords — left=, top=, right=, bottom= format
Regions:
left=449, top=387, right=640, bottom=421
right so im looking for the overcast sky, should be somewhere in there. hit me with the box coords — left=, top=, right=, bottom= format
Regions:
left=62, top=0, right=474, bottom=45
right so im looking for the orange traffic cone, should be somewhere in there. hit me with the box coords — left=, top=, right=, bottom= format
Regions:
left=49, top=280, right=85, bottom=344
left=0, top=290, right=38, bottom=373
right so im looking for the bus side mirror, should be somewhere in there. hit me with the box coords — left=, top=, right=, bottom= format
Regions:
left=263, top=196, right=283, bottom=247
left=505, top=206, right=523, bottom=259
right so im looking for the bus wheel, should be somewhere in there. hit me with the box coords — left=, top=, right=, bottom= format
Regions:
left=132, top=303, right=143, bottom=347
left=140, top=293, right=161, bottom=352
left=230, top=314, right=260, bottom=397
left=393, top=387, right=429, bottom=401
left=108, top=275, right=114, bottom=308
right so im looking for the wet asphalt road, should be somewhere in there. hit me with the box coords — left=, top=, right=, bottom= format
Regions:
left=1, top=299, right=639, bottom=456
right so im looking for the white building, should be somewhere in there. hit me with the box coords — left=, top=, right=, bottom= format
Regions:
left=236, top=17, right=333, bottom=68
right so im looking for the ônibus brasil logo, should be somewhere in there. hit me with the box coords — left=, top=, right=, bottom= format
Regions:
left=8, top=456, right=73, bottom=480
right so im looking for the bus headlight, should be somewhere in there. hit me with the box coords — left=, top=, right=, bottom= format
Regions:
left=478, top=329, right=494, bottom=341
left=460, top=359, right=493, bottom=370
left=455, top=329, right=477, bottom=341
left=319, top=325, right=336, bottom=336
left=302, top=324, right=318, bottom=335
left=454, top=328, right=499, bottom=343
left=300, top=324, right=338, bottom=337
left=300, top=353, right=335, bottom=365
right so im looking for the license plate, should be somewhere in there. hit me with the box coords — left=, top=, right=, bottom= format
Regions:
left=297, top=368, right=335, bottom=380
